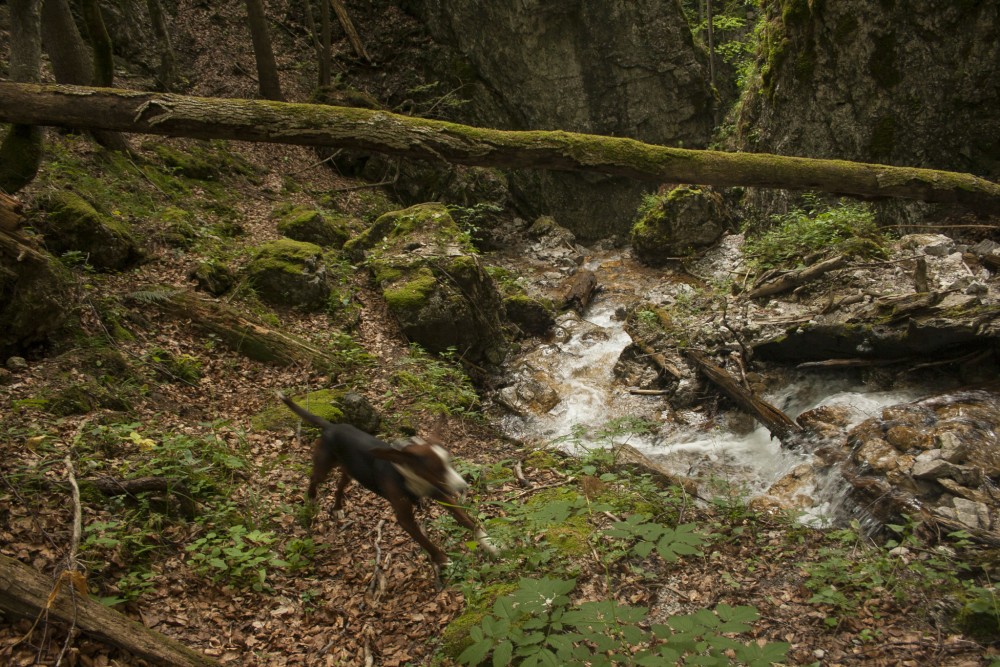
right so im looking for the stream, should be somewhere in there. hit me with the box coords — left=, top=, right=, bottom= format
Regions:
left=497, top=251, right=924, bottom=525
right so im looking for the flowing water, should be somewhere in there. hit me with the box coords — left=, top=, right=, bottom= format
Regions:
left=499, top=255, right=921, bottom=521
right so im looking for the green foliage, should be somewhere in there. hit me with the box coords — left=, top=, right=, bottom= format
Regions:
left=743, top=197, right=888, bottom=271
left=603, top=515, right=705, bottom=562
left=801, top=518, right=988, bottom=636
left=186, top=525, right=288, bottom=591
left=390, top=345, right=480, bottom=418
left=283, top=537, right=324, bottom=573
left=458, top=577, right=787, bottom=667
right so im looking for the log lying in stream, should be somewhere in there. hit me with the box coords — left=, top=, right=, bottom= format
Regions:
left=0, top=554, right=219, bottom=667
left=2, top=83, right=1000, bottom=212
left=684, top=349, right=801, bottom=442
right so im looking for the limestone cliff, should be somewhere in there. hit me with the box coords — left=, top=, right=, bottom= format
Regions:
left=403, top=0, right=714, bottom=240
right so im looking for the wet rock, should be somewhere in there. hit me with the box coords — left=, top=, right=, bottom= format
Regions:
left=497, top=371, right=560, bottom=417
left=839, top=390, right=1000, bottom=536
left=503, top=294, right=555, bottom=336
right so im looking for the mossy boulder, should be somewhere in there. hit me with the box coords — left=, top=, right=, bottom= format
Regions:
left=157, top=207, right=199, bottom=248
left=0, top=234, right=75, bottom=355
left=187, top=260, right=235, bottom=296
left=275, top=206, right=351, bottom=248
left=352, top=204, right=508, bottom=367
left=503, top=293, right=555, bottom=336
left=253, top=389, right=380, bottom=434
left=37, top=191, right=142, bottom=270
left=245, top=239, right=332, bottom=311
left=630, top=186, right=732, bottom=265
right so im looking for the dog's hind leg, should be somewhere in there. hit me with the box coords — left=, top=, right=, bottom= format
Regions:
left=308, top=440, right=338, bottom=502
left=331, top=471, right=351, bottom=521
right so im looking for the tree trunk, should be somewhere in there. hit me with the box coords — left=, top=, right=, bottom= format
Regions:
left=1, top=82, right=1000, bottom=213
left=0, top=554, right=219, bottom=667
left=319, top=0, right=332, bottom=87
left=330, top=0, right=369, bottom=63
left=39, top=0, right=131, bottom=151
left=0, top=0, right=43, bottom=194
left=41, top=0, right=93, bottom=84
left=79, top=0, right=114, bottom=86
left=244, top=0, right=284, bottom=101
left=145, top=0, right=178, bottom=91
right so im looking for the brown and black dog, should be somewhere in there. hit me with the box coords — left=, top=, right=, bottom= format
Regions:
left=278, top=392, right=498, bottom=582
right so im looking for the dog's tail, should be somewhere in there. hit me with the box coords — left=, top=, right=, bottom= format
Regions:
left=276, top=391, right=334, bottom=429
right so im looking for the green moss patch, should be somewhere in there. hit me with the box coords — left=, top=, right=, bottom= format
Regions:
left=275, top=206, right=352, bottom=248
left=37, top=190, right=142, bottom=270
left=252, top=389, right=346, bottom=432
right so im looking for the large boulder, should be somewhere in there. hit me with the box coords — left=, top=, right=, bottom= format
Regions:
left=347, top=203, right=508, bottom=366
left=0, top=232, right=75, bottom=355
left=403, top=0, right=714, bottom=240
left=36, top=191, right=142, bottom=270
left=245, top=239, right=332, bottom=311
left=630, top=186, right=733, bottom=263
left=275, top=205, right=351, bottom=249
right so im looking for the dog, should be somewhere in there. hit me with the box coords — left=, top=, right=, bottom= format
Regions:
left=278, top=392, right=498, bottom=583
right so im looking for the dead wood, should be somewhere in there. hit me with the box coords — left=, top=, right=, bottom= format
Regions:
left=613, top=444, right=701, bottom=499
left=684, top=349, right=801, bottom=442
left=633, top=340, right=684, bottom=380
left=132, top=287, right=333, bottom=368
left=562, top=269, right=596, bottom=314
left=745, top=255, right=847, bottom=299
left=3, top=83, right=1000, bottom=212
left=330, top=0, right=370, bottom=62
left=0, top=554, right=219, bottom=667
left=0, top=192, right=24, bottom=232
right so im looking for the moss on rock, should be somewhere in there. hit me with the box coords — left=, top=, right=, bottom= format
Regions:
left=275, top=206, right=351, bottom=248
left=245, top=239, right=331, bottom=311
left=630, top=186, right=731, bottom=265
left=37, top=190, right=142, bottom=270
left=252, top=389, right=347, bottom=432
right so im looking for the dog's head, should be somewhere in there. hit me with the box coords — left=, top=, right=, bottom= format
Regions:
left=374, top=436, right=469, bottom=500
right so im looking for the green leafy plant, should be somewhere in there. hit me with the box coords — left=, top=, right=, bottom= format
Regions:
left=743, top=198, right=887, bottom=271
left=186, top=525, right=288, bottom=591
left=603, top=515, right=705, bottom=561
left=458, top=577, right=787, bottom=666
left=391, top=344, right=480, bottom=417
left=283, top=536, right=323, bottom=573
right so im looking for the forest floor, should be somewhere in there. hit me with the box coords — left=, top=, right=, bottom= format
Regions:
left=1, top=1, right=999, bottom=665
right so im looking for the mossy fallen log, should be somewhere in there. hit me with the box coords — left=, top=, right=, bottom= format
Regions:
left=0, top=554, right=218, bottom=667
left=1, top=82, right=1000, bottom=212
left=129, top=287, right=333, bottom=367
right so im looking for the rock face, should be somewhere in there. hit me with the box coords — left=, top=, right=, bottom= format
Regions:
left=347, top=203, right=508, bottom=367
left=276, top=206, right=350, bottom=249
left=736, top=2, right=1000, bottom=181
left=403, top=0, right=714, bottom=239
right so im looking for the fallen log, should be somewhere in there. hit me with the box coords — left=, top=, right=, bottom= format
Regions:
left=129, top=287, right=333, bottom=367
left=745, top=255, right=846, bottom=299
left=684, top=349, right=801, bottom=442
left=2, top=82, right=1000, bottom=212
left=633, top=340, right=684, bottom=380
left=562, top=269, right=596, bottom=314
left=0, top=554, right=219, bottom=667
left=331, top=0, right=370, bottom=62
left=0, top=192, right=24, bottom=232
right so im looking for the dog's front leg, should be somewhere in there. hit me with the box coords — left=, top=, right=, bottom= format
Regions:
left=331, top=472, right=351, bottom=521
left=439, top=498, right=499, bottom=559
left=387, top=494, right=450, bottom=588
